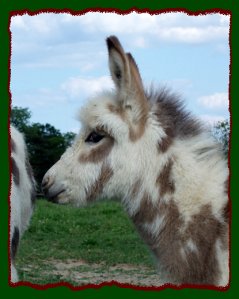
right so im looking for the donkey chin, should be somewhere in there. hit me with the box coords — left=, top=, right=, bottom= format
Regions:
left=41, top=178, right=68, bottom=204
left=42, top=176, right=88, bottom=207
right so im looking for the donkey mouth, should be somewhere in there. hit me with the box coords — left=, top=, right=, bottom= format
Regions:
left=42, top=184, right=66, bottom=204
left=47, top=189, right=66, bottom=204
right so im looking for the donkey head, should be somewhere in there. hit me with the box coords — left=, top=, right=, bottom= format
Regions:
left=42, top=36, right=163, bottom=208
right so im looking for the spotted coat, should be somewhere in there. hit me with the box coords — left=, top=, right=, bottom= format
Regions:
left=42, top=36, right=229, bottom=287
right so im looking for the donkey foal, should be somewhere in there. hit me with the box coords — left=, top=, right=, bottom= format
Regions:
left=42, top=36, right=229, bottom=286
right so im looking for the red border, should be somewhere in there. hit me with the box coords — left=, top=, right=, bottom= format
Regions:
left=8, top=7, right=232, bottom=292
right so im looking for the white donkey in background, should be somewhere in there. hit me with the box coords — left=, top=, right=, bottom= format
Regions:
left=10, top=125, right=36, bottom=282
left=42, top=36, right=229, bottom=286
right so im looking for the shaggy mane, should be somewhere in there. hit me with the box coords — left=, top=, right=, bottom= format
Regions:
left=146, top=87, right=203, bottom=139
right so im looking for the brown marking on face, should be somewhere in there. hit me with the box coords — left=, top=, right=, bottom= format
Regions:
left=86, top=163, right=114, bottom=202
left=79, top=137, right=114, bottom=164
left=11, top=157, right=20, bottom=186
left=128, top=112, right=148, bottom=142
left=11, top=138, right=17, bottom=153
left=156, top=158, right=175, bottom=197
left=108, top=101, right=148, bottom=143
left=108, top=103, right=125, bottom=120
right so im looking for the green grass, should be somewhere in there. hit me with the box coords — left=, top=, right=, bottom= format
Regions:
left=17, top=199, right=155, bottom=284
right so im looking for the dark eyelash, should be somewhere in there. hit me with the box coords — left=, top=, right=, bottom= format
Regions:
left=85, top=131, right=105, bottom=143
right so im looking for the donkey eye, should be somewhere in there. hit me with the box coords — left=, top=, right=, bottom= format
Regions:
left=85, top=131, right=105, bottom=144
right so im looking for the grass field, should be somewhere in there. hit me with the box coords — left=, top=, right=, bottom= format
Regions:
left=17, top=199, right=159, bottom=286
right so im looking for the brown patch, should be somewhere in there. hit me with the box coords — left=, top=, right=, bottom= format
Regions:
left=11, top=226, right=19, bottom=261
left=11, top=138, right=17, bottom=153
left=108, top=103, right=125, bottom=120
left=79, top=137, right=114, bottom=164
left=128, top=113, right=148, bottom=142
left=133, top=199, right=227, bottom=285
left=108, top=102, right=148, bottom=143
left=129, top=179, right=141, bottom=199
left=86, top=163, right=114, bottom=202
left=223, top=178, right=230, bottom=223
left=182, top=204, right=226, bottom=284
left=224, top=177, right=229, bottom=195
left=11, top=157, right=20, bottom=186
left=156, top=159, right=175, bottom=197
left=157, top=136, right=173, bottom=153
left=223, top=201, right=229, bottom=224
left=157, top=126, right=174, bottom=153
left=150, top=200, right=187, bottom=281
left=132, top=193, right=158, bottom=225
left=153, top=203, right=221, bottom=284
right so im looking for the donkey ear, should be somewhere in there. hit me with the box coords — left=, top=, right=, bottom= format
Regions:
left=106, top=36, right=146, bottom=109
left=106, top=36, right=130, bottom=91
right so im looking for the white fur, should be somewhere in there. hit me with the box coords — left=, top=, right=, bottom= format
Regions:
left=10, top=125, right=35, bottom=283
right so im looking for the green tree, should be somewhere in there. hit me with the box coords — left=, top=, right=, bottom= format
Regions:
left=10, top=106, right=31, bottom=132
left=10, top=106, right=76, bottom=189
left=212, top=119, right=230, bottom=158
left=63, top=131, right=76, bottom=147
left=24, top=123, right=67, bottom=188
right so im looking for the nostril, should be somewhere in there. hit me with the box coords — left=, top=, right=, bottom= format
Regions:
left=41, top=175, right=54, bottom=193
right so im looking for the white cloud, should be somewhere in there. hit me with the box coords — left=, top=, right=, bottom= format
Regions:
left=156, top=25, right=228, bottom=44
left=11, top=13, right=59, bottom=34
left=61, top=75, right=114, bottom=98
left=199, top=114, right=226, bottom=127
left=131, top=36, right=147, bottom=48
left=65, top=12, right=229, bottom=44
left=10, top=12, right=230, bottom=134
left=10, top=12, right=230, bottom=71
left=197, top=92, right=228, bottom=109
left=11, top=12, right=230, bottom=46
left=12, top=87, right=68, bottom=109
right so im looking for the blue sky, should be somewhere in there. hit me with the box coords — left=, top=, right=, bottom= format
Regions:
left=10, top=12, right=230, bottom=133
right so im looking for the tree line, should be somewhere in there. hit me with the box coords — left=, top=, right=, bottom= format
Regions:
left=11, top=106, right=229, bottom=192
left=11, top=106, right=76, bottom=191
